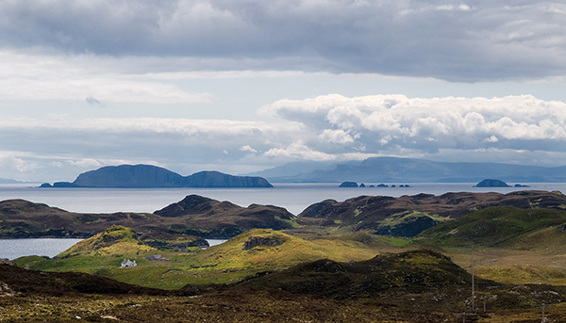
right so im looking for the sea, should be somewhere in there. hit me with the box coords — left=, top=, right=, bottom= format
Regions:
left=2, top=182, right=566, bottom=260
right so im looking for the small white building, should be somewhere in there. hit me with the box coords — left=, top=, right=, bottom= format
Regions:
left=120, top=259, right=137, bottom=268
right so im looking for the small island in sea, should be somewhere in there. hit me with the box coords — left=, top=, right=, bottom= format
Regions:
left=474, top=179, right=510, bottom=187
left=40, top=164, right=273, bottom=188
left=339, top=181, right=410, bottom=188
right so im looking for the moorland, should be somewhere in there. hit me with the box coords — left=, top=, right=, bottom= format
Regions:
left=3, top=190, right=566, bottom=322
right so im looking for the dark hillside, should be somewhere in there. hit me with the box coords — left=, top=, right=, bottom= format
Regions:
left=154, top=195, right=297, bottom=237
left=298, top=190, right=566, bottom=237
left=0, top=264, right=169, bottom=296
left=154, top=194, right=240, bottom=217
left=0, top=195, right=296, bottom=240
left=237, top=249, right=492, bottom=299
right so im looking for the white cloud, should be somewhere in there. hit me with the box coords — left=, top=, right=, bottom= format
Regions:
left=240, top=145, right=258, bottom=153
left=65, top=158, right=104, bottom=169
left=263, top=94, right=566, bottom=153
left=318, top=129, right=355, bottom=145
left=0, top=153, right=39, bottom=174
left=484, top=135, right=499, bottom=143
left=264, top=141, right=335, bottom=161
left=436, top=4, right=472, bottom=12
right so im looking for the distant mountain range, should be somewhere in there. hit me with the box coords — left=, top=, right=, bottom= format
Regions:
left=249, top=157, right=566, bottom=183
left=41, top=164, right=273, bottom=188
left=0, top=178, right=27, bottom=184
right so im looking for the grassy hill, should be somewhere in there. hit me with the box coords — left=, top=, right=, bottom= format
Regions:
left=419, top=206, right=566, bottom=248
left=58, top=225, right=156, bottom=257
left=14, top=228, right=385, bottom=289
left=416, top=206, right=566, bottom=285
left=195, top=229, right=380, bottom=270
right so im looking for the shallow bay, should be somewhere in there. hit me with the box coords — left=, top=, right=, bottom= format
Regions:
left=0, top=238, right=83, bottom=260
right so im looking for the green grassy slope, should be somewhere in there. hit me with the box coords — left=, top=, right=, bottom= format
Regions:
left=418, top=206, right=566, bottom=248
left=14, top=228, right=383, bottom=289
left=58, top=225, right=155, bottom=257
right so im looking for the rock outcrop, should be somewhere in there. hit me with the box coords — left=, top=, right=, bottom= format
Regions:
left=0, top=258, right=14, bottom=266
left=242, top=236, right=286, bottom=250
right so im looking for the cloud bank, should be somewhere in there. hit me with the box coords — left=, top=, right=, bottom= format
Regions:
left=1, top=0, right=565, bottom=81
left=3, top=94, right=566, bottom=181
left=261, top=94, right=566, bottom=156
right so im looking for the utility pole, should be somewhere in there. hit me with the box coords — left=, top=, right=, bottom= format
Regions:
left=453, top=246, right=479, bottom=323
left=532, top=303, right=554, bottom=323
left=471, top=245, right=475, bottom=313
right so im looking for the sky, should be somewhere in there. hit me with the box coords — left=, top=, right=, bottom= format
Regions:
left=1, top=0, right=566, bottom=182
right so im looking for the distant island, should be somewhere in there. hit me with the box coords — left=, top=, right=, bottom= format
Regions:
left=475, top=179, right=511, bottom=187
left=474, top=179, right=530, bottom=188
left=40, top=164, right=273, bottom=188
left=339, top=181, right=410, bottom=188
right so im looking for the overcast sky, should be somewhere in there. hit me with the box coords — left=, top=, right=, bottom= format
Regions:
left=2, top=0, right=566, bottom=182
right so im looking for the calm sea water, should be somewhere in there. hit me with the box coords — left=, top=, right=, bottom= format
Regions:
left=0, top=238, right=83, bottom=260
left=1, top=183, right=566, bottom=259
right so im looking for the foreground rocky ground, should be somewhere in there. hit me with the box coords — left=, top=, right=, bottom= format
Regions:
left=0, top=290, right=455, bottom=322
left=2, top=283, right=566, bottom=322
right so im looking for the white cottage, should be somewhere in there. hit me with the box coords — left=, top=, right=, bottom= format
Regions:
left=120, top=259, right=137, bottom=268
